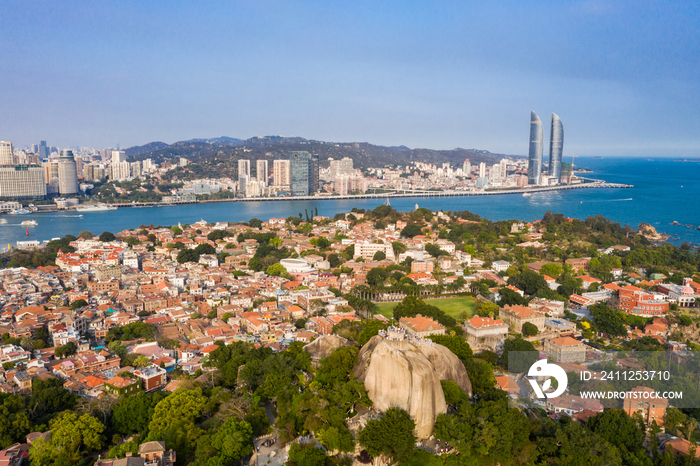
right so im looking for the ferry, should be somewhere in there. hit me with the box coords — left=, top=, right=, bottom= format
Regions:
left=75, top=203, right=118, bottom=212
left=522, top=192, right=532, bottom=197
left=8, top=208, right=31, bottom=215
left=21, top=220, right=38, bottom=226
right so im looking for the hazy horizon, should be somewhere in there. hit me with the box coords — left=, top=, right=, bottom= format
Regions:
left=1, top=1, right=698, bottom=157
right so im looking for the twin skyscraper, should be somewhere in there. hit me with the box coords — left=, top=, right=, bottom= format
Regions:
left=528, top=111, right=563, bottom=185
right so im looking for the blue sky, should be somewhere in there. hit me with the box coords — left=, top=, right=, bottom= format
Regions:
left=1, top=1, right=698, bottom=156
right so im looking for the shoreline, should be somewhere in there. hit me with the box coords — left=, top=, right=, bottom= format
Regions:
left=95, top=179, right=634, bottom=209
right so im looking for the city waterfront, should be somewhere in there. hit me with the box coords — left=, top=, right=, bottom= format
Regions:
left=2, top=157, right=699, bottom=247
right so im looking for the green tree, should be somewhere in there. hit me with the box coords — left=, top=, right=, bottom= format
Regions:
left=373, top=250, right=386, bottom=261
left=500, top=336, right=538, bottom=373
left=55, top=341, right=77, bottom=358
left=401, top=224, right=423, bottom=238
left=589, top=304, right=627, bottom=337
left=70, top=299, right=88, bottom=309
left=288, top=442, right=328, bottom=466
left=99, top=231, right=117, bottom=242
left=512, top=270, right=548, bottom=295
left=265, top=262, right=288, bottom=277
left=30, top=411, right=105, bottom=466
left=177, top=248, right=199, bottom=264
left=203, top=418, right=254, bottom=465
left=540, top=263, right=562, bottom=278
left=0, top=394, right=30, bottom=448
left=359, top=407, right=417, bottom=464
left=522, top=322, right=538, bottom=336
left=111, top=391, right=168, bottom=435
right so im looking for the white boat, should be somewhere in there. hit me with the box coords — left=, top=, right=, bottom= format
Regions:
left=75, top=204, right=118, bottom=212
left=21, top=220, right=37, bottom=226
left=522, top=192, right=532, bottom=197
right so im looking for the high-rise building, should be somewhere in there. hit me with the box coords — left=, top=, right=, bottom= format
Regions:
left=290, top=151, right=319, bottom=196
left=329, top=157, right=354, bottom=179
left=463, top=159, right=471, bottom=176
left=238, top=159, right=251, bottom=178
left=479, top=162, right=486, bottom=179
left=58, top=149, right=79, bottom=195
left=273, top=160, right=290, bottom=186
left=38, top=141, right=48, bottom=159
left=111, top=150, right=126, bottom=164
left=0, top=141, right=15, bottom=165
left=528, top=111, right=544, bottom=185
left=256, top=160, right=269, bottom=184
left=0, top=165, right=46, bottom=199
left=237, top=173, right=249, bottom=193
left=548, top=113, right=564, bottom=183
left=489, top=164, right=501, bottom=184
left=500, top=159, right=507, bottom=179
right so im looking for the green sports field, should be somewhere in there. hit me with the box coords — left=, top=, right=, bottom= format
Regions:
left=375, top=296, right=476, bottom=321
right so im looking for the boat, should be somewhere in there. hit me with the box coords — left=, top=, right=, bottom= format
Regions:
left=8, top=208, right=31, bottom=215
left=522, top=192, right=532, bottom=197
left=21, top=220, right=37, bottom=226
left=75, top=204, right=118, bottom=212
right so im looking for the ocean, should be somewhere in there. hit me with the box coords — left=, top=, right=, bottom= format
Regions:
left=1, top=157, right=698, bottom=248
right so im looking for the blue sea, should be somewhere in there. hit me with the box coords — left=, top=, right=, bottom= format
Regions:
left=1, top=157, right=699, bottom=248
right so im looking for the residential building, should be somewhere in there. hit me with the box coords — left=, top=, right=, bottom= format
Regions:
left=544, top=336, right=586, bottom=363
left=273, top=159, right=291, bottom=186
left=398, top=314, right=445, bottom=337
left=0, top=141, right=14, bottom=165
left=501, top=305, right=546, bottom=333
left=256, top=159, right=268, bottom=184
left=623, top=386, right=668, bottom=427
left=546, top=394, right=603, bottom=415
left=133, top=364, right=168, bottom=392
left=463, top=315, right=508, bottom=353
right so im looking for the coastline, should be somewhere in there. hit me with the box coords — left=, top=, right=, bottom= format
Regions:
left=93, top=179, right=634, bottom=209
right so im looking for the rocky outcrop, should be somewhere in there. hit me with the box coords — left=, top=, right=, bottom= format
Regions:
left=639, top=223, right=670, bottom=242
left=304, top=334, right=352, bottom=366
left=354, top=335, right=471, bottom=438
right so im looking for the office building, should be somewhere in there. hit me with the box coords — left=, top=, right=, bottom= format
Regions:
left=111, top=150, right=126, bottom=164
left=0, top=165, right=46, bottom=199
left=290, top=151, right=319, bottom=196
left=238, top=159, right=250, bottom=178
left=0, top=141, right=14, bottom=165
left=548, top=113, right=564, bottom=183
left=462, top=159, right=471, bottom=176
left=38, top=140, right=48, bottom=159
left=528, top=111, right=543, bottom=185
left=273, top=159, right=290, bottom=186
left=58, top=150, right=79, bottom=195
left=256, top=160, right=269, bottom=184
left=478, top=162, right=486, bottom=179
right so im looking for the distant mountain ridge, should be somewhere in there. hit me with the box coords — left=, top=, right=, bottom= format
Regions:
left=125, top=136, right=519, bottom=168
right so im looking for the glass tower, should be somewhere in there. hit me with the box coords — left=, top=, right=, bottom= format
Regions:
left=528, top=111, right=543, bottom=185
left=548, top=113, right=564, bottom=183
left=290, top=151, right=319, bottom=196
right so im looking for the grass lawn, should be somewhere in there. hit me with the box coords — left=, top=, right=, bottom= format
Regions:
left=375, top=296, right=476, bottom=321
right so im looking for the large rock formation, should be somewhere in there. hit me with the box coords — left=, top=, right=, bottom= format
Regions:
left=304, top=334, right=352, bottom=366
left=354, top=335, right=472, bottom=438
left=638, top=223, right=669, bottom=242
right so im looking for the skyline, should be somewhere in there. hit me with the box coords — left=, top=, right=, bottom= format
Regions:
left=1, top=1, right=699, bottom=157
